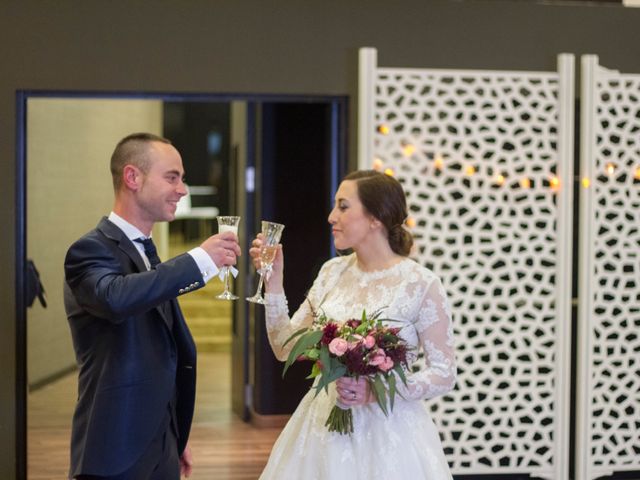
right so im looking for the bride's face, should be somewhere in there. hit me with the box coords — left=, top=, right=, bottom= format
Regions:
left=328, top=180, right=376, bottom=251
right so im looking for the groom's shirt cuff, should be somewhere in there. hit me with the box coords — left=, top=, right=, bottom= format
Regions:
left=188, top=247, right=219, bottom=284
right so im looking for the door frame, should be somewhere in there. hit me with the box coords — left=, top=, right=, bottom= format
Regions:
left=15, top=90, right=348, bottom=478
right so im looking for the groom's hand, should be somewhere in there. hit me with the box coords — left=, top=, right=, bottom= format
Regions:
left=180, top=443, right=193, bottom=477
left=201, top=232, right=241, bottom=267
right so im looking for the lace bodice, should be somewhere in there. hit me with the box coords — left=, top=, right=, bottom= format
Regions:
left=265, top=254, right=456, bottom=401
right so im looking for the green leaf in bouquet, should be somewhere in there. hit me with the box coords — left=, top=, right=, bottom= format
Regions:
left=307, top=361, right=322, bottom=380
left=387, top=372, right=397, bottom=412
left=393, top=363, right=408, bottom=386
left=314, top=347, right=347, bottom=397
left=283, top=330, right=323, bottom=377
left=355, top=322, right=368, bottom=335
left=314, top=364, right=347, bottom=397
left=392, top=364, right=408, bottom=401
left=370, top=375, right=389, bottom=416
left=282, top=327, right=310, bottom=348
left=305, top=349, right=320, bottom=361
left=327, top=356, right=347, bottom=381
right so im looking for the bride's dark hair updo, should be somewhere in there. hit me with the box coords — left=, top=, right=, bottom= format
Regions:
left=343, top=170, right=413, bottom=257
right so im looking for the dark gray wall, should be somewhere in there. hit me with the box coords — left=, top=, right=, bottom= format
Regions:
left=2, top=0, right=639, bottom=477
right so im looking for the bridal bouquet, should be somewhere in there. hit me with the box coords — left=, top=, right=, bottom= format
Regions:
left=283, top=309, right=409, bottom=435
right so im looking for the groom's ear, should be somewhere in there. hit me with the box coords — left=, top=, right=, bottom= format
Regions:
left=122, top=164, right=142, bottom=191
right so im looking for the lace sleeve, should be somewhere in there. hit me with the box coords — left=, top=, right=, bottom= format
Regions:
left=263, top=259, right=337, bottom=361
left=264, top=293, right=314, bottom=361
left=396, top=276, right=456, bottom=401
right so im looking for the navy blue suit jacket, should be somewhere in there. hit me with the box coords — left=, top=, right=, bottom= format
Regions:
left=64, top=217, right=200, bottom=477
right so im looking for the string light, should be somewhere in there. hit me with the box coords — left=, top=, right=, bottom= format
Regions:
left=405, top=217, right=416, bottom=228
left=401, top=143, right=416, bottom=157
left=370, top=130, right=639, bottom=191
left=605, top=163, right=616, bottom=176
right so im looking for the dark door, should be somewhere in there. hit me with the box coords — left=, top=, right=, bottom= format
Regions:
left=238, top=100, right=346, bottom=418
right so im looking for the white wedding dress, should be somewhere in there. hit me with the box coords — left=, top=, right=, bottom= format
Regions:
left=259, top=254, right=456, bottom=480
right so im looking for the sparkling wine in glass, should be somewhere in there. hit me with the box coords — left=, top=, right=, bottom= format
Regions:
left=215, top=216, right=241, bottom=300
left=246, top=221, right=285, bottom=305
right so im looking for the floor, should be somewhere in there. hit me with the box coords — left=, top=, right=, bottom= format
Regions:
left=28, top=352, right=282, bottom=479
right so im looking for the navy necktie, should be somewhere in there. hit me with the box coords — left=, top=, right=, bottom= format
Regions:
left=134, top=237, right=161, bottom=269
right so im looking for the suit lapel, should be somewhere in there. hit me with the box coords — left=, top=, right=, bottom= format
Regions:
left=97, top=217, right=147, bottom=273
left=97, top=217, right=174, bottom=331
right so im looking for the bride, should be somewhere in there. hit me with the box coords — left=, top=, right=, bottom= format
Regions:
left=250, top=170, right=456, bottom=479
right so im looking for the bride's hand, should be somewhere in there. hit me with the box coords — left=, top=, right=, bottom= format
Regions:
left=336, top=377, right=374, bottom=406
left=249, top=234, right=284, bottom=291
left=248, top=235, right=264, bottom=271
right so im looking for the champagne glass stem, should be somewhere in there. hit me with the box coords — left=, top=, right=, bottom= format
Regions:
left=216, top=265, right=238, bottom=300
left=255, top=272, right=266, bottom=298
left=223, top=266, right=231, bottom=293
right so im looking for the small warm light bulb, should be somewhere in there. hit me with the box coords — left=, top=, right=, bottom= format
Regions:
left=605, top=163, right=616, bottom=176
left=405, top=217, right=416, bottom=228
left=402, top=144, right=416, bottom=157
left=372, top=158, right=384, bottom=171
left=549, top=176, right=560, bottom=191
left=465, top=165, right=476, bottom=176
left=581, top=177, right=591, bottom=188
left=494, top=174, right=506, bottom=186
left=433, top=156, right=444, bottom=170
left=378, top=125, right=390, bottom=135
left=520, top=177, right=531, bottom=189
left=384, top=168, right=395, bottom=177
left=634, top=166, right=640, bottom=180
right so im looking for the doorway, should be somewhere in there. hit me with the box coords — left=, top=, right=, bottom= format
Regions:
left=18, top=92, right=347, bottom=479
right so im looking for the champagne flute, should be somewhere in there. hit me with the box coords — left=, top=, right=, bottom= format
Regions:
left=246, top=221, right=285, bottom=305
left=215, top=216, right=241, bottom=300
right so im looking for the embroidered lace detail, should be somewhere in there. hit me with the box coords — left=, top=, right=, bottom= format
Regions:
left=264, top=254, right=457, bottom=400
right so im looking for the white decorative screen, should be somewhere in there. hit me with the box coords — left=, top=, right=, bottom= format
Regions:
left=359, top=49, right=574, bottom=479
left=577, top=56, right=640, bottom=480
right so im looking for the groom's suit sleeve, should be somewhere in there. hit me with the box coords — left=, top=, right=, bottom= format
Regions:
left=65, top=233, right=205, bottom=321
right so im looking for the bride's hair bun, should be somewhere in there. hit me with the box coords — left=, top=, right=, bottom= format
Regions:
left=388, top=223, right=413, bottom=256
left=343, top=170, right=414, bottom=256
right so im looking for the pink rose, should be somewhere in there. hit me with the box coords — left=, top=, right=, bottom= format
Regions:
left=368, top=351, right=386, bottom=366
left=328, top=338, right=349, bottom=356
left=380, top=357, right=394, bottom=372
left=363, top=335, right=376, bottom=349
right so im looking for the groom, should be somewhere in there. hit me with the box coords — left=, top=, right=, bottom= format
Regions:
left=64, top=132, right=241, bottom=479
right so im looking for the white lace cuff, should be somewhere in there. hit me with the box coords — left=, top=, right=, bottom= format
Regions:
left=265, top=293, right=289, bottom=322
